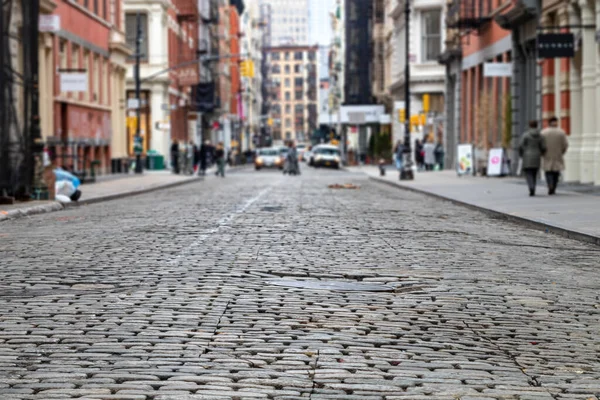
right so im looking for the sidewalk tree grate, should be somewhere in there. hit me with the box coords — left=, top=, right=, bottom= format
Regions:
left=265, top=279, right=395, bottom=292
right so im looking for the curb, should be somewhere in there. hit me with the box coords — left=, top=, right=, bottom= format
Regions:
left=369, top=176, right=600, bottom=247
left=0, top=166, right=248, bottom=223
left=0, top=202, right=65, bottom=223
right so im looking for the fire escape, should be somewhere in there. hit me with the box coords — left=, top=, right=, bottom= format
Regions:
left=446, top=0, right=491, bottom=36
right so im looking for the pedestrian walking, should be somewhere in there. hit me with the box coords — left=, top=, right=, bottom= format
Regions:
left=170, top=139, right=180, bottom=174
left=394, top=140, right=405, bottom=171
left=434, top=141, right=445, bottom=170
left=541, top=117, right=568, bottom=195
left=423, top=136, right=436, bottom=171
left=199, top=140, right=209, bottom=175
left=215, top=142, right=226, bottom=177
left=186, top=141, right=195, bottom=175
left=414, top=139, right=424, bottom=171
left=519, top=120, right=546, bottom=197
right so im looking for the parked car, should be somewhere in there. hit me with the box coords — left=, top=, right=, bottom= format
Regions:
left=297, top=143, right=307, bottom=161
left=255, top=147, right=284, bottom=170
left=312, top=145, right=341, bottom=169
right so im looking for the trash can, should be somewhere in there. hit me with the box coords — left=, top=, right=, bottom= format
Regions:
left=146, top=150, right=165, bottom=170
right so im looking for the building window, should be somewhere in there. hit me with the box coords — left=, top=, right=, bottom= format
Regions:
left=294, top=51, right=302, bottom=60
left=83, top=50, right=91, bottom=101
left=285, top=104, right=291, bottom=113
left=294, top=104, right=304, bottom=114
left=294, top=64, right=301, bottom=73
left=272, top=64, right=281, bottom=74
left=285, top=92, right=291, bottom=101
left=295, top=77, right=303, bottom=87
left=271, top=52, right=280, bottom=61
left=94, top=0, right=98, bottom=14
left=286, top=132, right=291, bottom=140
left=285, top=119, right=291, bottom=127
left=93, top=55, right=100, bottom=102
left=421, top=9, right=441, bottom=62
left=103, top=0, right=107, bottom=19
left=284, top=78, right=290, bottom=87
left=284, top=65, right=290, bottom=74
left=284, top=52, right=290, bottom=60
left=295, top=91, right=302, bottom=100
left=125, top=13, right=149, bottom=61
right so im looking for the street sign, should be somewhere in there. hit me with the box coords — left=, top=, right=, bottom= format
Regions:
left=483, top=63, right=512, bottom=77
left=60, top=72, right=88, bottom=92
left=39, top=15, right=60, bottom=32
left=537, top=33, right=575, bottom=58
left=127, top=98, right=140, bottom=109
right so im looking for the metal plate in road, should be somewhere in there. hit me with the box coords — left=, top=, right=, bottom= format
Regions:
left=265, top=279, right=395, bottom=292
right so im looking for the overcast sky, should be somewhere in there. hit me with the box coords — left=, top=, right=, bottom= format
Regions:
left=310, top=0, right=335, bottom=46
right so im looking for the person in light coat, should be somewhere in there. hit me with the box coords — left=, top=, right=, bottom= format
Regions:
left=541, top=116, right=568, bottom=195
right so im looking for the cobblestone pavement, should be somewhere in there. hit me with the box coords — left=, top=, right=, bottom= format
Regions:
left=0, top=168, right=598, bottom=400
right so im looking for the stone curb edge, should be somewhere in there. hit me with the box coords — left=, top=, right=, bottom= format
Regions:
left=0, top=166, right=247, bottom=223
left=369, top=176, right=600, bottom=247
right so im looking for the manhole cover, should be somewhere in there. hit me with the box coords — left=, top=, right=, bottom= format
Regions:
left=265, top=279, right=394, bottom=292
left=261, top=206, right=283, bottom=212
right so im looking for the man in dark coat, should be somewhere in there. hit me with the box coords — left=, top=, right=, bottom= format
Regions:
left=170, top=140, right=180, bottom=174
left=198, top=140, right=210, bottom=175
left=519, top=120, right=547, bottom=196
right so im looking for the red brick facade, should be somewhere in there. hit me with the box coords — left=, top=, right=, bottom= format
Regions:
left=50, top=0, right=121, bottom=174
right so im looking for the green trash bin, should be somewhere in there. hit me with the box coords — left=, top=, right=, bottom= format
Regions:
left=147, top=150, right=165, bottom=170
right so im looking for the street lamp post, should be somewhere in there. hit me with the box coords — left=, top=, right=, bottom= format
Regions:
left=400, top=0, right=414, bottom=180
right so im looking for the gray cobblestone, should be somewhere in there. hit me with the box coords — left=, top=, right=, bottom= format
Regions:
left=0, top=169, right=598, bottom=398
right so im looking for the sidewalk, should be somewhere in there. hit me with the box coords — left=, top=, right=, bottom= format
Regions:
left=355, top=166, right=600, bottom=245
left=0, top=165, right=243, bottom=223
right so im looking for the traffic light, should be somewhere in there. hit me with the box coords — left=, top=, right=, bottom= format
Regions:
left=398, top=109, right=406, bottom=123
left=240, top=60, right=255, bottom=78
left=423, top=94, right=430, bottom=113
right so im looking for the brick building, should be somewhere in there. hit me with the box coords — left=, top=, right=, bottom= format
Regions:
left=45, top=0, right=131, bottom=175
left=267, top=45, right=319, bottom=144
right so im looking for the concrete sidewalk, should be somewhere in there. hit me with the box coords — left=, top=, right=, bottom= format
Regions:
left=355, top=166, right=600, bottom=245
left=0, top=165, right=245, bottom=223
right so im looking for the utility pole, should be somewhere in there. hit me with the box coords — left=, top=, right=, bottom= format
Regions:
left=400, top=0, right=414, bottom=180
left=134, top=12, right=143, bottom=174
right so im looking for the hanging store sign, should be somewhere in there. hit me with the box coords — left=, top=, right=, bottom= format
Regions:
left=483, top=63, right=512, bottom=77
left=537, top=33, right=575, bottom=58
left=39, top=15, right=61, bottom=32
left=177, top=66, right=200, bottom=87
left=59, top=72, right=88, bottom=92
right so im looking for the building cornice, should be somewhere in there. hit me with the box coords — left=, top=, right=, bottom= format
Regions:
left=40, top=0, right=58, bottom=14
left=494, top=0, right=537, bottom=29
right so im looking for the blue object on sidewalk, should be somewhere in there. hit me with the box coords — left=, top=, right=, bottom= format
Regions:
left=53, top=168, right=81, bottom=189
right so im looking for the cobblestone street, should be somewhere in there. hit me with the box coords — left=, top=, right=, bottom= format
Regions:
left=0, top=168, right=598, bottom=400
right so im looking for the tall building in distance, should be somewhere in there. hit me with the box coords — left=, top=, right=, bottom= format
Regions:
left=267, top=45, right=319, bottom=143
left=260, top=0, right=310, bottom=46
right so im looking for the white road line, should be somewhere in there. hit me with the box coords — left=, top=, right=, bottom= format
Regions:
left=166, top=186, right=273, bottom=266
